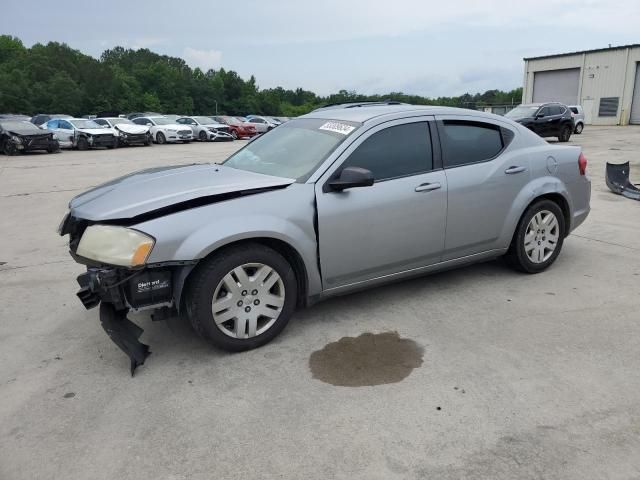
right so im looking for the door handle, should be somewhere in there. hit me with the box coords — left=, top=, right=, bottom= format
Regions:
left=505, top=166, right=527, bottom=174
left=415, top=182, right=441, bottom=192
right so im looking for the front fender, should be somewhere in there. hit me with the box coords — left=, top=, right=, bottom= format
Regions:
left=133, top=184, right=322, bottom=296
left=498, top=176, right=572, bottom=248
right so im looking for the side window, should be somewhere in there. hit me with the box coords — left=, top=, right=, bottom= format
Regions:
left=133, top=118, right=148, bottom=125
left=537, top=106, right=550, bottom=117
left=440, top=121, right=504, bottom=168
left=550, top=105, right=563, bottom=116
left=94, top=119, right=106, bottom=126
left=341, top=122, right=433, bottom=181
left=569, top=107, right=578, bottom=114
left=252, top=118, right=264, bottom=124
left=47, top=120, right=59, bottom=129
left=176, top=118, right=185, bottom=124
left=58, top=120, right=72, bottom=129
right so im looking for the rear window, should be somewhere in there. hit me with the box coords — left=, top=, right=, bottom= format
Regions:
left=440, top=121, right=504, bottom=168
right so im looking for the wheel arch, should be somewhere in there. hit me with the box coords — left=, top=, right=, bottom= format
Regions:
left=178, top=237, right=310, bottom=311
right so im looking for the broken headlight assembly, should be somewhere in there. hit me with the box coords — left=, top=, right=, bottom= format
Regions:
left=76, top=225, right=155, bottom=267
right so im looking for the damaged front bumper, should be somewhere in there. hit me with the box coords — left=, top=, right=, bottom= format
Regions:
left=76, top=266, right=183, bottom=375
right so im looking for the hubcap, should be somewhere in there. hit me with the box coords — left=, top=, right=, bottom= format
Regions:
left=524, top=210, right=560, bottom=264
left=211, top=263, right=285, bottom=339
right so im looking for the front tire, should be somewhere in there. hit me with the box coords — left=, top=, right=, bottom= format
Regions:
left=76, top=137, right=89, bottom=151
left=185, top=243, right=297, bottom=352
left=574, top=123, right=583, bottom=134
left=558, top=125, right=572, bottom=142
left=505, top=199, right=565, bottom=273
left=156, top=132, right=166, bottom=144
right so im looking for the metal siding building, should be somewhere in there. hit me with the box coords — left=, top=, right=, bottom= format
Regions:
left=522, top=45, right=640, bottom=125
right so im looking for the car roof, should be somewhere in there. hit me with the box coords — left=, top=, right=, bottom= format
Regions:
left=301, top=104, right=504, bottom=123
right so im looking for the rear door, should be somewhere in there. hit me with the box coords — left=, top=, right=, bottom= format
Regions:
left=315, top=117, right=447, bottom=291
left=532, top=106, right=551, bottom=136
left=436, top=116, right=529, bottom=260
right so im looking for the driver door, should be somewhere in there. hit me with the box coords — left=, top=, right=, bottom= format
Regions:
left=315, top=118, right=447, bottom=291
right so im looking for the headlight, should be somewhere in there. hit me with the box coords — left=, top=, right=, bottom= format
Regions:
left=76, top=225, right=155, bottom=267
left=10, top=135, right=22, bottom=144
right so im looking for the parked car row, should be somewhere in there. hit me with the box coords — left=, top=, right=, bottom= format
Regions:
left=0, top=112, right=292, bottom=156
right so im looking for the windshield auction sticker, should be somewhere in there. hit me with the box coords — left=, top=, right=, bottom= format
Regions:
left=319, top=121, right=356, bottom=135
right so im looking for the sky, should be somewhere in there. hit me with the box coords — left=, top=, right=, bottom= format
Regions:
left=1, top=0, right=639, bottom=97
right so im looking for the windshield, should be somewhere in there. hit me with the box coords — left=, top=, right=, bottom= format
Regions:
left=194, top=116, right=216, bottom=124
left=223, top=118, right=359, bottom=180
left=0, top=121, right=42, bottom=133
left=505, top=106, right=539, bottom=119
left=150, top=117, right=173, bottom=125
left=70, top=119, right=106, bottom=129
left=110, top=118, right=134, bottom=125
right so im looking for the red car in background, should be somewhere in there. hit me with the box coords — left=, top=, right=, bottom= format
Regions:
left=214, top=116, right=258, bottom=139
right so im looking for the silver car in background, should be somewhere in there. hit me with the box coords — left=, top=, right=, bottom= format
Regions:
left=59, top=104, right=591, bottom=373
left=176, top=116, right=234, bottom=142
left=569, top=105, right=585, bottom=134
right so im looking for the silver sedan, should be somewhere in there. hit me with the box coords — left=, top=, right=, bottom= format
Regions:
left=60, top=104, right=591, bottom=373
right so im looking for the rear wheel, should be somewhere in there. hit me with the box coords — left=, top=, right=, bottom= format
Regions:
left=156, top=132, right=166, bottom=144
left=574, top=123, right=583, bottom=134
left=185, top=243, right=297, bottom=352
left=505, top=199, right=565, bottom=273
left=558, top=124, right=572, bottom=142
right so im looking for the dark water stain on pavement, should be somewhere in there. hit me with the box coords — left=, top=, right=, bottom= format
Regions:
left=309, top=331, right=424, bottom=387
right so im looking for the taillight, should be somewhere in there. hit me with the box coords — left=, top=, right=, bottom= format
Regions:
left=578, top=152, right=587, bottom=175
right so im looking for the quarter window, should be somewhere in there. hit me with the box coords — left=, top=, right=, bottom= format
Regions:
left=440, top=121, right=504, bottom=168
left=341, top=122, right=433, bottom=181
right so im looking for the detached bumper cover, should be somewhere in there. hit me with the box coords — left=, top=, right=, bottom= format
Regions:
left=99, top=302, right=151, bottom=376
left=606, top=162, right=640, bottom=201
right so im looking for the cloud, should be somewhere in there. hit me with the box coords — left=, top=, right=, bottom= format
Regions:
left=183, top=47, right=223, bottom=71
left=130, top=37, right=167, bottom=50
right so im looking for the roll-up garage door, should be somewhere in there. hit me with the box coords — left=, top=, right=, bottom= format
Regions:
left=532, top=68, right=580, bottom=105
left=630, top=63, right=640, bottom=124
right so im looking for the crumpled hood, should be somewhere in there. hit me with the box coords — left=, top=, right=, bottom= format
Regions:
left=78, top=128, right=115, bottom=135
left=69, top=164, right=295, bottom=221
left=115, top=124, right=148, bottom=135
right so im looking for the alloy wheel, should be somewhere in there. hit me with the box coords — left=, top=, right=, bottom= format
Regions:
left=211, top=263, right=285, bottom=339
left=524, top=210, right=560, bottom=263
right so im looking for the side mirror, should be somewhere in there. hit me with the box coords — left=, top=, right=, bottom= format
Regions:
left=146, top=122, right=153, bottom=126
left=535, top=112, right=545, bottom=119
left=328, top=166, right=374, bottom=191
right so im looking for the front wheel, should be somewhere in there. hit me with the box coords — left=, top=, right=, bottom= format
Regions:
left=505, top=200, right=565, bottom=273
left=574, top=123, right=583, bottom=134
left=558, top=125, right=572, bottom=142
left=185, top=243, right=297, bottom=352
left=198, top=130, right=208, bottom=141
left=76, top=137, right=89, bottom=150
left=231, top=130, right=238, bottom=140
left=156, top=132, right=166, bottom=144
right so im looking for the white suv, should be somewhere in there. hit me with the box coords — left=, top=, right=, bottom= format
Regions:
left=568, top=106, right=585, bottom=134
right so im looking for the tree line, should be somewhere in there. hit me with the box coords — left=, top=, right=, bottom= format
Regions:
left=0, top=35, right=522, bottom=117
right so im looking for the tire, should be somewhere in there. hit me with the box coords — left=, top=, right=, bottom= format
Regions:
left=144, top=135, right=152, bottom=146
left=198, top=130, right=208, bottom=141
left=558, top=124, right=572, bottom=142
left=574, top=123, right=583, bottom=134
left=505, top=199, right=566, bottom=274
left=185, top=243, right=297, bottom=352
left=76, top=137, right=89, bottom=151
left=156, top=132, right=166, bottom=144
left=3, top=142, right=17, bottom=156
left=231, top=130, right=238, bottom=140
left=106, top=141, right=117, bottom=149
